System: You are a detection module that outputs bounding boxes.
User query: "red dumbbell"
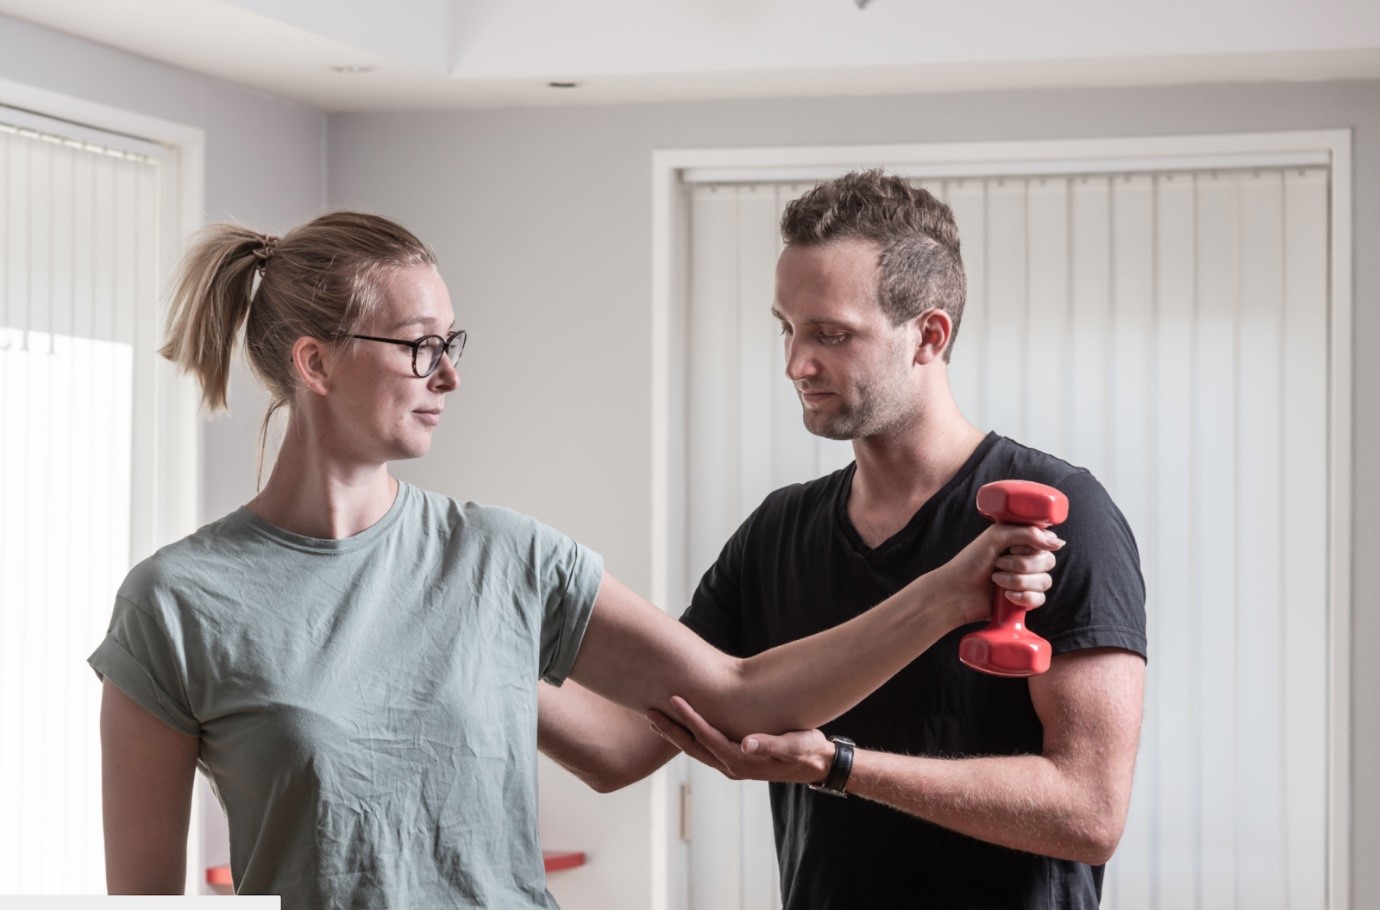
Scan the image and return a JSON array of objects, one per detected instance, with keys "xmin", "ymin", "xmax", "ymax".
[{"xmin": 958, "ymin": 480, "xmax": 1069, "ymax": 677}]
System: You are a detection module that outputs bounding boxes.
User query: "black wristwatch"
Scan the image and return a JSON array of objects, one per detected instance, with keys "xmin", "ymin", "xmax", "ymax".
[{"xmin": 808, "ymin": 736, "xmax": 855, "ymax": 797}]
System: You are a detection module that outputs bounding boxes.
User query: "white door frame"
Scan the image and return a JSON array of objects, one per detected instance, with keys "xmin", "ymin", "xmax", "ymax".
[{"xmin": 649, "ymin": 129, "xmax": 1354, "ymax": 910}]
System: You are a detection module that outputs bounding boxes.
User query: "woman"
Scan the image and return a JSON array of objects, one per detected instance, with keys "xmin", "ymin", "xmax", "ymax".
[{"xmin": 91, "ymin": 212, "xmax": 1058, "ymax": 906}]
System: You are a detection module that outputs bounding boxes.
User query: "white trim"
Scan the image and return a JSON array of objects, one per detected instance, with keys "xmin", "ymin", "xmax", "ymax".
[
  {"xmin": 684, "ymin": 151, "xmax": 1332, "ymax": 185},
  {"xmin": 0, "ymin": 78, "xmax": 203, "ymax": 150},
  {"xmin": 0, "ymin": 103, "xmax": 167, "ymax": 161},
  {"xmin": 0, "ymin": 76, "xmax": 206, "ymax": 894},
  {"xmin": 660, "ymin": 131, "xmax": 1349, "ymax": 175},
  {"xmin": 649, "ymin": 152, "xmax": 691, "ymax": 910},
  {"xmin": 1326, "ymin": 129, "xmax": 1352, "ymax": 910},
  {"xmin": 650, "ymin": 128, "xmax": 1353, "ymax": 910}
]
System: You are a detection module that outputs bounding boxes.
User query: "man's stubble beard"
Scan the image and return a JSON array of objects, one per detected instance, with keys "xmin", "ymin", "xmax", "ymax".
[{"xmin": 801, "ymin": 371, "xmax": 918, "ymax": 442}]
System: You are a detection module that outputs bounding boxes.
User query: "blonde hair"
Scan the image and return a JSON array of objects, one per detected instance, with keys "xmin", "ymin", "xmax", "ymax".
[{"xmin": 160, "ymin": 211, "xmax": 437, "ymax": 471}]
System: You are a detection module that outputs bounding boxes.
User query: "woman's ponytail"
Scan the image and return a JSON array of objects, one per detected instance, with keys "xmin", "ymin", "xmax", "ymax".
[{"xmin": 159, "ymin": 225, "xmax": 274, "ymax": 412}]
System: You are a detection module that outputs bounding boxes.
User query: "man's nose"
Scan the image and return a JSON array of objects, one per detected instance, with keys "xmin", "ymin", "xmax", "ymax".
[{"xmin": 784, "ymin": 337, "xmax": 817, "ymax": 381}]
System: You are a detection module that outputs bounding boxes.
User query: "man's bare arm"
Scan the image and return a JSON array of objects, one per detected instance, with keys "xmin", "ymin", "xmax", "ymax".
[{"xmin": 651, "ymin": 648, "xmax": 1144, "ymax": 865}]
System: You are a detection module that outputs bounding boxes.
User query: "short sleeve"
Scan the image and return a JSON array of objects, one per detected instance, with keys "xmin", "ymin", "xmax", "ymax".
[
  {"xmin": 88, "ymin": 595, "xmax": 201, "ymax": 735},
  {"xmin": 1027, "ymin": 470, "xmax": 1148, "ymax": 660},
  {"xmin": 533, "ymin": 522, "xmax": 604, "ymax": 686},
  {"xmin": 679, "ymin": 514, "xmax": 751, "ymax": 658}
]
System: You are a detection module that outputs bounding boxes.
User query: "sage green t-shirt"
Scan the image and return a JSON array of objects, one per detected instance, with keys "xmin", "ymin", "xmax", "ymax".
[{"xmin": 89, "ymin": 482, "xmax": 602, "ymax": 908}]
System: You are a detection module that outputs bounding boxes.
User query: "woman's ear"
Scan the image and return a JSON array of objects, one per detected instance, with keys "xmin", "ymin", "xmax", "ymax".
[
  {"xmin": 292, "ymin": 336, "xmax": 332, "ymax": 396},
  {"xmin": 913, "ymin": 308, "xmax": 953, "ymax": 365}
]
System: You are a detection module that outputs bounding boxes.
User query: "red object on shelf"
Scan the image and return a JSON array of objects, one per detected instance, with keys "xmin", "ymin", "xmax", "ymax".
[
  {"xmin": 206, "ymin": 851, "xmax": 586, "ymax": 887},
  {"xmin": 542, "ymin": 850, "xmax": 587, "ymax": 873}
]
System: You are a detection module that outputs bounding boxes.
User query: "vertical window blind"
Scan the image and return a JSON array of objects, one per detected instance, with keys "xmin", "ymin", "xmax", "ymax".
[
  {"xmin": 684, "ymin": 167, "xmax": 1331, "ymax": 910},
  {"xmin": 0, "ymin": 111, "xmax": 164, "ymax": 894}
]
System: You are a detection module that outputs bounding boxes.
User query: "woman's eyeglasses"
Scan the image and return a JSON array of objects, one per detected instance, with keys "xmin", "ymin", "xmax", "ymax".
[{"xmin": 343, "ymin": 329, "xmax": 467, "ymax": 378}]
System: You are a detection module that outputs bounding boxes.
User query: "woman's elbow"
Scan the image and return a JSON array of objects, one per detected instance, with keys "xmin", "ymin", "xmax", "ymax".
[{"xmin": 587, "ymin": 772, "xmax": 636, "ymax": 794}]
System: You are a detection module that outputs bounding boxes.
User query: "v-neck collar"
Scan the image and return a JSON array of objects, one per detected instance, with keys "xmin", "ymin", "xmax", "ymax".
[{"xmin": 833, "ymin": 431, "xmax": 999, "ymax": 560}]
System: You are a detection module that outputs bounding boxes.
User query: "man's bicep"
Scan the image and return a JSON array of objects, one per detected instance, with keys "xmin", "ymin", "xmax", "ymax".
[{"xmin": 1030, "ymin": 648, "xmax": 1145, "ymax": 818}]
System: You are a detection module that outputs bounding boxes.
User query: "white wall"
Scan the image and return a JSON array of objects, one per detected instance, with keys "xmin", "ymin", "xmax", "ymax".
[
  {"xmin": 0, "ymin": 11, "xmax": 328, "ymax": 889},
  {"xmin": 328, "ymin": 79, "xmax": 1380, "ymax": 909}
]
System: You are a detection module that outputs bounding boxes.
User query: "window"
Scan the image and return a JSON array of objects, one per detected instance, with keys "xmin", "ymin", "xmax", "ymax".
[{"xmin": 0, "ymin": 106, "xmax": 195, "ymax": 894}]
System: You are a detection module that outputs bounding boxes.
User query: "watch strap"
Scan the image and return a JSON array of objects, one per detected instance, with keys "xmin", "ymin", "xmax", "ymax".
[{"xmin": 808, "ymin": 735, "xmax": 855, "ymax": 797}]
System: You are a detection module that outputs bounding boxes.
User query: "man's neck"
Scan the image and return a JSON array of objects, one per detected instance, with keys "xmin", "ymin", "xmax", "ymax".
[{"xmin": 845, "ymin": 404, "xmax": 986, "ymax": 548}]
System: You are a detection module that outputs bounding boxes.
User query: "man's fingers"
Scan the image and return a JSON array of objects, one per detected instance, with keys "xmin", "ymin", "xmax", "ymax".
[
  {"xmin": 647, "ymin": 710, "xmax": 732, "ymax": 772},
  {"xmin": 992, "ymin": 569, "xmax": 1053, "ymax": 592},
  {"xmin": 995, "ymin": 550, "xmax": 1056, "ymax": 574},
  {"xmin": 989, "ymin": 522, "xmax": 1064, "ymax": 553},
  {"xmin": 1000, "ymin": 589, "xmax": 1046, "ymax": 608},
  {"xmin": 667, "ymin": 696, "xmax": 736, "ymax": 751},
  {"xmin": 646, "ymin": 709, "xmax": 692, "ymax": 749},
  {"xmin": 739, "ymin": 732, "xmax": 790, "ymax": 760}
]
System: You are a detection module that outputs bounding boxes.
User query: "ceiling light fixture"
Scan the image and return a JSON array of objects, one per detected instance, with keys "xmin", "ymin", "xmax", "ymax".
[
  {"xmin": 854, "ymin": 0, "xmax": 874, "ymax": 7},
  {"xmin": 548, "ymin": 81, "xmax": 580, "ymax": 89},
  {"xmin": 331, "ymin": 65, "xmax": 376, "ymax": 75}
]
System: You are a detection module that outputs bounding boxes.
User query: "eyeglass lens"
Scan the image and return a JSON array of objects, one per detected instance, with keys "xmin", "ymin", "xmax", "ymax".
[{"xmin": 416, "ymin": 332, "xmax": 466, "ymax": 377}]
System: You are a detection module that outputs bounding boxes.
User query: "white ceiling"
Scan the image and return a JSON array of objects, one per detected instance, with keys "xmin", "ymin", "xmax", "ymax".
[{"xmin": 0, "ymin": 0, "xmax": 1377, "ymax": 111}]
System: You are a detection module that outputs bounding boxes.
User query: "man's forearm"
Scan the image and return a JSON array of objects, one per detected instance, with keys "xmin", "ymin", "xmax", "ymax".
[{"xmin": 846, "ymin": 750, "xmax": 1125, "ymax": 865}]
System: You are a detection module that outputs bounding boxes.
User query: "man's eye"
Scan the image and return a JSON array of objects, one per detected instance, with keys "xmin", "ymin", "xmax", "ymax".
[
  {"xmin": 778, "ymin": 324, "xmax": 793, "ymax": 337},
  {"xmin": 819, "ymin": 332, "xmax": 848, "ymax": 345}
]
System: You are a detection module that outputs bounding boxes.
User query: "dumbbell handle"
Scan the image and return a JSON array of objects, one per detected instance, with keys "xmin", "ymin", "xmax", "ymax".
[{"xmin": 959, "ymin": 480, "xmax": 1069, "ymax": 677}]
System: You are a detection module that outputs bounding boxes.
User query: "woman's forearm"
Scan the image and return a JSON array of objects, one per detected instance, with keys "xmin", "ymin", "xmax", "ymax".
[{"xmin": 726, "ymin": 571, "xmax": 958, "ymax": 731}]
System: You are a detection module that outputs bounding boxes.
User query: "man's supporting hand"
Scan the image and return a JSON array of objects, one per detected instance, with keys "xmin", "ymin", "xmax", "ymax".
[{"xmin": 648, "ymin": 695, "xmax": 832, "ymax": 785}]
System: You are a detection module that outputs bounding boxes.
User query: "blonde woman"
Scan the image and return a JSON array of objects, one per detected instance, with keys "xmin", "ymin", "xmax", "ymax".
[{"xmin": 91, "ymin": 211, "xmax": 1060, "ymax": 907}]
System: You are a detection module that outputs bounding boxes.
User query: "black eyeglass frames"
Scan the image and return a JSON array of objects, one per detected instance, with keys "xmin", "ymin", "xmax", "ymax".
[{"xmin": 343, "ymin": 329, "xmax": 467, "ymax": 378}]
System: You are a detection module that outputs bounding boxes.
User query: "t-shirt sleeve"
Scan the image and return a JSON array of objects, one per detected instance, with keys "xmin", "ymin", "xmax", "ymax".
[
  {"xmin": 1027, "ymin": 469, "xmax": 1148, "ymax": 660},
  {"xmin": 88, "ymin": 594, "xmax": 201, "ymax": 735},
  {"xmin": 531, "ymin": 520, "xmax": 605, "ymax": 686},
  {"xmin": 678, "ymin": 512, "xmax": 752, "ymax": 658}
]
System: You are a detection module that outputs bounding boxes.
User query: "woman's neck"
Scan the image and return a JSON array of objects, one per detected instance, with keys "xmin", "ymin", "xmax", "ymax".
[{"xmin": 244, "ymin": 422, "xmax": 399, "ymax": 540}]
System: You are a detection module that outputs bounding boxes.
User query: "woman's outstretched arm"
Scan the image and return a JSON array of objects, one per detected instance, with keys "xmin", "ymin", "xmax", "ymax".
[{"xmin": 565, "ymin": 522, "xmax": 1058, "ymax": 743}]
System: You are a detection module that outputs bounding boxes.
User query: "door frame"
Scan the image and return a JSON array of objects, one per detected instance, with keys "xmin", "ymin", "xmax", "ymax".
[{"xmin": 649, "ymin": 129, "xmax": 1354, "ymax": 909}]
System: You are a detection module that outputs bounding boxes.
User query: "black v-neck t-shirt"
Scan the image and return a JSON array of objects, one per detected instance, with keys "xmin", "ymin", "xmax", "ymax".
[{"xmin": 681, "ymin": 433, "xmax": 1147, "ymax": 909}]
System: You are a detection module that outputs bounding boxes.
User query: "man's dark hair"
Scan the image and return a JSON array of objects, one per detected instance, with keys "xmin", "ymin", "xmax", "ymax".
[{"xmin": 780, "ymin": 169, "xmax": 967, "ymax": 361}]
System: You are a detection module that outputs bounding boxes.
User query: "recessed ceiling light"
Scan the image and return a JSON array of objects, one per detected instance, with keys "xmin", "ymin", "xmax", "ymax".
[
  {"xmin": 332, "ymin": 65, "xmax": 376, "ymax": 75},
  {"xmin": 547, "ymin": 81, "xmax": 580, "ymax": 89}
]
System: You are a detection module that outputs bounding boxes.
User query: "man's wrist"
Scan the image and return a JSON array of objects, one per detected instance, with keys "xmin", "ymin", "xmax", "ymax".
[{"xmin": 808, "ymin": 736, "xmax": 855, "ymax": 797}]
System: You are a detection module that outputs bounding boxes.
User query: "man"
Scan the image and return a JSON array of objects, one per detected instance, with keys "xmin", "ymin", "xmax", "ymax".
[{"xmin": 539, "ymin": 169, "xmax": 1146, "ymax": 908}]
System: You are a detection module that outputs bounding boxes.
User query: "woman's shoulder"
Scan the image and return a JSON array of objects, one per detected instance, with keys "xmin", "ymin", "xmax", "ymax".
[
  {"xmin": 115, "ymin": 511, "xmax": 258, "ymax": 615},
  {"xmin": 406, "ymin": 484, "xmax": 551, "ymax": 541}
]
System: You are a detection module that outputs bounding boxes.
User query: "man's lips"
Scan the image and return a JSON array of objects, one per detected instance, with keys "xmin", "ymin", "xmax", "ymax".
[
  {"xmin": 798, "ymin": 389, "xmax": 834, "ymax": 404},
  {"xmin": 414, "ymin": 408, "xmax": 443, "ymax": 425}
]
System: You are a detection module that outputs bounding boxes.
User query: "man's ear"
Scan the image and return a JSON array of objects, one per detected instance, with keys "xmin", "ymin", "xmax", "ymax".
[
  {"xmin": 913, "ymin": 308, "xmax": 952, "ymax": 365},
  {"xmin": 291, "ymin": 336, "xmax": 332, "ymax": 396}
]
